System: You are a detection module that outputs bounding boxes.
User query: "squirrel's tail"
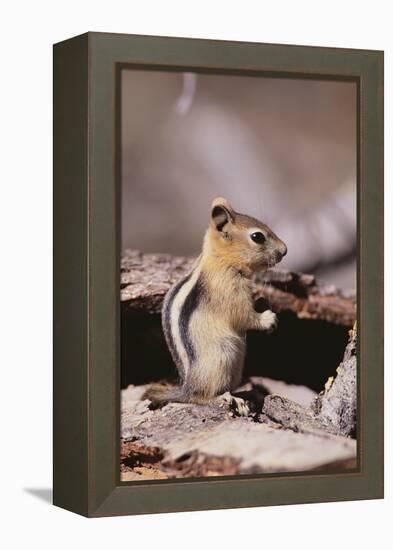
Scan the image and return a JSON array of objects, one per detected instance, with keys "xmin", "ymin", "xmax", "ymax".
[{"xmin": 142, "ymin": 383, "xmax": 188, "ymax": 408}]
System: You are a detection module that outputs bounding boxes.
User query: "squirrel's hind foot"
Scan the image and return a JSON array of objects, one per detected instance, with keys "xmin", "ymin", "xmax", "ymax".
[{"xmin": 217, "ymin": 391, "xmax": 250, "ymax": 417}]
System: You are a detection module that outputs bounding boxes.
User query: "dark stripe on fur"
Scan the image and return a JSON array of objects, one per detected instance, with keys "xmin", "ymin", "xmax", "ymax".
[
  {"xmin": 179, "ymin": 274, "xmax": 204, "ymax": 363},
  {"xmin": 162, "ymin": 271, "xmax": 192, "ymax": 381}
]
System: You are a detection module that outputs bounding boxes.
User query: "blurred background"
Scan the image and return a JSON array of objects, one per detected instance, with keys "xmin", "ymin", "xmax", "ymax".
[{"xmin": 121, "ymin": 69, "xmax": 356, "ymax": 291}]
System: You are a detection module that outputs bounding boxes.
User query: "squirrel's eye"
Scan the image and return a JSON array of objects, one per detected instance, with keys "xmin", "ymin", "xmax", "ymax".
[{"xmin": 250, "ymin": 232, "xmax": 266, "ymax": 245}]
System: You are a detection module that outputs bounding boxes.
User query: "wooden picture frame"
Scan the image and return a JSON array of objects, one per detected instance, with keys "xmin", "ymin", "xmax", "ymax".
[{"xmin": 53, "ymin": 32, "xmax": 383, "ymax": 517}]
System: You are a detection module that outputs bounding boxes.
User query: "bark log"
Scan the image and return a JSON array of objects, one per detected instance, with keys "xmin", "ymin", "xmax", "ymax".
[
  {"xmin": 311, "ymin": 323, "xmax": 357, "ymax": 437},
  {"xmin": 262, "ymin": 325, "xmax": 357, "ymax": 438},
  {"xmin": 121, "ymin": 380, "xmax": 356, "ymax": 480},
  {"xmin": 120, "ymin": 250, "xmax": 357, "ymax": 479},
  {"xmin": 121, "ymin": 328, "xmax": 357, "ymax": 479},
  {"xmin": 121, "ymin": 249, "xmax": 356, "ymax": 326}
]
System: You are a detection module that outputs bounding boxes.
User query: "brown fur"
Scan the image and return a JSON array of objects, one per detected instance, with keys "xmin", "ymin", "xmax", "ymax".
[{"xmin": 144, "ymin": 197, "xmax": 287, "ymax": 413}]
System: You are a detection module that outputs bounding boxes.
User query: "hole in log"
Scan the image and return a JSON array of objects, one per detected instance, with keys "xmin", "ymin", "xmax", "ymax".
[
  {"xmin": 244, "ymin": 311, "xmax": 348, "ymax": 391},
  {"xmin": 121, "ymin": 309, "xmax": 348, "ymax": 392}
]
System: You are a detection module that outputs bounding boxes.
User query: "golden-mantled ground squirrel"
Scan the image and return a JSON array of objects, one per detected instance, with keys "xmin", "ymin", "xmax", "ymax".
[{"xmin": 145, "ymin": 198, "xmax": 287, "ymax": 415}]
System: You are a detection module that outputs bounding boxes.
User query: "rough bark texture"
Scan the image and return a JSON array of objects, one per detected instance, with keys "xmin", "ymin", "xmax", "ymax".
[
  {"xmin": 121, "ymin": 250, "xmax": 356, "ymax": 326},
  {"xmin": 311, "ymin": 324, "xmax": 357, "ymax": 437},
  {"xmin": 120, "ymin": 250, "xmax": 357, "ymax": 480},
  {"xmin": 259, "ymin": 325, "xmax": 357, "ymax": 437},
  {"xmin": 121, "ymin": 377, "xmax": 356, "ymax": 480},
  {"xmin": 121, "ymin": 335, "xmax": 357, "ymax": 480}
]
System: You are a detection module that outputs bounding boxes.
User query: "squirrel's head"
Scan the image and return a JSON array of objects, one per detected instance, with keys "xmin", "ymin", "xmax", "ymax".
[{"xmin": 205, "ymin": 197, "xmax": 287, "ymax": 272}]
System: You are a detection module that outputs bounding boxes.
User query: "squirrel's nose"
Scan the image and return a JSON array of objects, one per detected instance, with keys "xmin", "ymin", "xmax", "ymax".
[{"xmin": 281, "ymin": 243, "xmax": 287, "ymax": 257}]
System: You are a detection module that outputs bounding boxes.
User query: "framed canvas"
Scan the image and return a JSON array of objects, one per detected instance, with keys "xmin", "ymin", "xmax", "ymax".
[{"xmin": 53, "ymin": 32, "xmax": 383, "ymax": 517}]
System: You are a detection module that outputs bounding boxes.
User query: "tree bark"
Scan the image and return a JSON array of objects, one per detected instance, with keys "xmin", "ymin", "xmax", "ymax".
[
  {"xmin": 121, "ymin": 249, "xmax": 356, "ymax": 326},
  {"xmin": 120, "ymin": 251, "xmax": 357, "ymax": 479}
]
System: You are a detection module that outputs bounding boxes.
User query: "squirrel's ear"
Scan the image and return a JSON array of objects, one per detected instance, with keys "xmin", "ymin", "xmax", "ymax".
[{"xmin": 211, "ymin": 197, "xmax": 234, "ymax": 231}]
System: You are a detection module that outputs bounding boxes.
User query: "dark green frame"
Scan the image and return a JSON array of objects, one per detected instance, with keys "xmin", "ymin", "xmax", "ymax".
[{"xmin": 53, "ymin": 32, "xmax": 383, "ymax": 517}]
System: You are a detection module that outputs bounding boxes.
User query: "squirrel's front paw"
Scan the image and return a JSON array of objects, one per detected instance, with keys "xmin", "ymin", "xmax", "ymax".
[{"xmin": 260, "ymin": 310, "xmax": 278, "ymax": 333}]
